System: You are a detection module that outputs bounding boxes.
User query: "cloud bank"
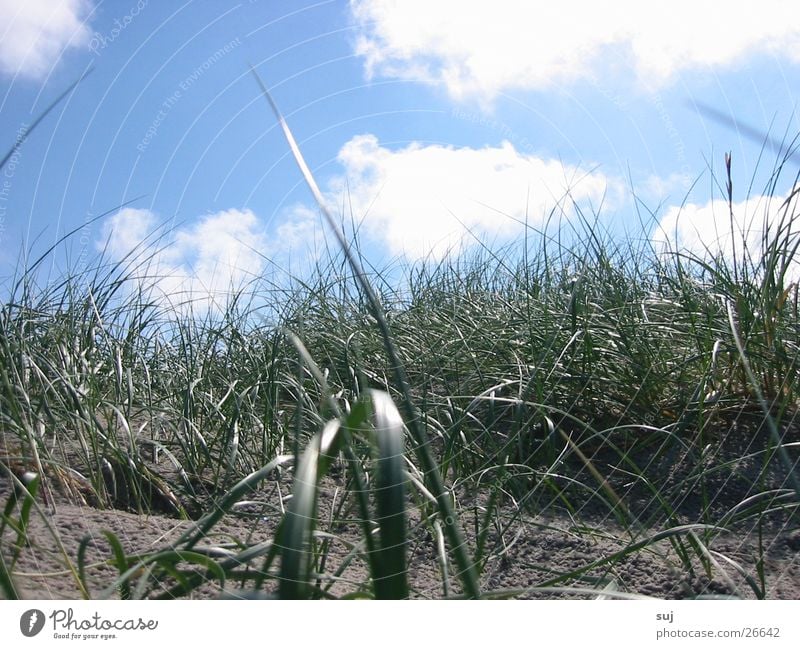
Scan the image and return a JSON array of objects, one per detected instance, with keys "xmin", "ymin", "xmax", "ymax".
[
  {"xmin": 350, "ymin": 0, "xmax": 800, "ymax": 101},
  {"xmin": 0, "ymin": 0, "xmax": 92, "ymax": 79},
  {"xmin": 312, "ymin": 134, "xmax": 615, "ymax": 260},
  {"xmin": 99, "ymin": 207, "xmax": 271, "ymax": 313},
  {"xmin": 653, "ymin": 186, "xmax": 800, "ymax": 281}
]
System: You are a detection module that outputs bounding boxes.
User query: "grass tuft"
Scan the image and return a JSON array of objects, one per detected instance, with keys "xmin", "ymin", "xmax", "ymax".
[{"xmin": 0, "ymin": 77, "xmax": 798, "ymax": 600}]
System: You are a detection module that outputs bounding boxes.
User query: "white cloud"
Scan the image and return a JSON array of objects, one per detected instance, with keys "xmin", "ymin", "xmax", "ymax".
[
  {"xmin": 275, "ymin": 204, "xmax": 327, "ymax": 265},
  {"xmin": 0, "ymin": 0, "xmax": 91, "ymax": 79},
  {"xmin": 99, "ymin": 207, "xmax": 271, "ymax": 313},
  {"xmin": 321, "ymin": 134, "xmax": 614, "ymax": 261},
  {"xmin": 639, "ymin": 172, "xmax": 696, "ymax": 205},
  {"xmin": 652, "ymin": 187, "xmax": 800, "ymax": 281},
  {"xmin": 350, "ymin": 0, "xmax": 800, "ymax": 100},
  {"xmin": 101, "ymin": 206, "xmax": 158, "ymax": 260}
]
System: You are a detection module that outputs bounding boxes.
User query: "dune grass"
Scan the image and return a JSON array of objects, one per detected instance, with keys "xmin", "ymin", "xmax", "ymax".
[{"xmin": 1, "ymin": 85, "xmax": 799, "ymax": 599}]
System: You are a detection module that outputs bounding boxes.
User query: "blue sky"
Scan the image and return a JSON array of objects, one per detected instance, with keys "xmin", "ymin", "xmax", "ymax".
[{"xmin": 1, "ymin": 0, "xmax": 799, "ymax": 311}]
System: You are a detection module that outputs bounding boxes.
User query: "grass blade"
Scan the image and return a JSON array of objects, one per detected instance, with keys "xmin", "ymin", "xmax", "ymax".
[
  {"xmin": 178, "ymin": 455, "xmax": 293, "ymax": 550},
  {"xmin": 0, "ymin": 550, "xmax": 19, "ymax": 599},
  {"xmin": 250, "ymin": 65, "xmax": 480, "ymax": 598},
  {"xmin": 368, "ymin": 390, "xmax": 409, "ymax": 599},
  {"xmin": 0, "ymin": 70, "xmax": 91, "ymax": 171},
  {"xmin": 277, "ymin": 427, "xmax": 328, "ymax": 599},
  {"xmin": 102, "ymin": 531, "xmax": 132, "ymax": 600}
]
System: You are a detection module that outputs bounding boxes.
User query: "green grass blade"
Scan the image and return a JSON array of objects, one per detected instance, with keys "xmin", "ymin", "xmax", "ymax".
[
  {"xmin": 178, "ymin": 455, "xmax": 293, "ymax": 550},
  {"xmin": 0, "ymin": 544, "xmax": 20, "ymax": 599},
  {"xmin": 0, "ymin": 70, "xmax": 91, "ymax": 171},
  {"xmin": 368, "ymin": 390, "xmax": 409, "ymax": 599},
  {"xmin": 250, "ymin": 66, "xmax": 480, "ymax": 598},
  {"xmin": 76, "ymin": 536, "xmax": 93, "ymax": 599},
  {"xmin": 11, "ymin": 474, "xmax": 39, "ymax": 564},
  {"xmin": 102, "ymin": 531, "xmax": 132, "ymax": 600},
  {"xmin": 277, "ymin": 431, "xmax": 325, "ymax": 599}
]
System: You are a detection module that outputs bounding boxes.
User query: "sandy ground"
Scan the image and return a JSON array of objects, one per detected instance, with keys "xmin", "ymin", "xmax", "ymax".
[
  {"xmin": 2, "ymin": 478, "xmax": 798, "ymax": 599},
  {"xmin": 2, "ymin": 417, "xmax": 799, "ymax": 599}
]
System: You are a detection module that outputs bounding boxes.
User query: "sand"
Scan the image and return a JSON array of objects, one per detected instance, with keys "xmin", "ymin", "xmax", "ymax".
[
  {"xmin": 2, "ymin": 415, "xmax": 799, "ymax": 599},
  {"xmin": 2, "ymin": 477, "xmax": 798, "ymax": 599}
]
